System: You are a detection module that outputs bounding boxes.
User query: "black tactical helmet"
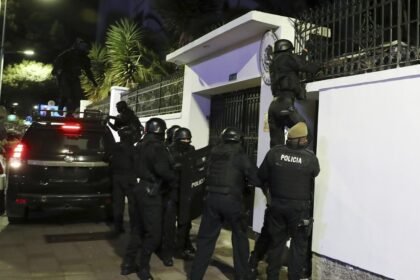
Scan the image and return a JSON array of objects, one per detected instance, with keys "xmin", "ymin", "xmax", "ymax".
[
  {"xmin": 166, "ymin": 125, "xmax": 181, "ymax": 141},
  {"xmin": 220, "ymin": 127, "xmax": 243, "ymax": 143},
  {"xmin": 174, "ymin": 127, "xmax": 192, "ymax": 142},
  {"xmin": 117, "ymin": 125, "xmax": 135, "ymax": 140},
  {"xmin": 274, "ymin": 39, "xmax": 293, "ymax": 53},
  {"xmin": 116, "ymin": 101, "xmax": 128, "ymax": 113},
  {"xmin": 145, "ymin": 117, "xmax": 167, "ymax": 134}
]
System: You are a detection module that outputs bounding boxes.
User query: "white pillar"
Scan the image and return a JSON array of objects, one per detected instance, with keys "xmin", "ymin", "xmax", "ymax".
[
  {"xmin": 79, "ymin": 100, "xmax": 92, "ymax": 112},
  {"xmin": 109, "ymin": 86, "xmax": 128, "ymax": 116}
]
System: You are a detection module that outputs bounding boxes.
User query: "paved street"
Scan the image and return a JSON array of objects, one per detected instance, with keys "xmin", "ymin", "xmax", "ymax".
[{"xmin": 0, "ymin": 208, "xmax": 273, "ymax": 280}]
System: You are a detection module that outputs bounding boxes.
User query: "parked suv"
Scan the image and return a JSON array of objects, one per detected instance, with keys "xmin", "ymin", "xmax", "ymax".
[{"xmin": 6, "ymin": 113, "xmax": 114, "ymax": 223}]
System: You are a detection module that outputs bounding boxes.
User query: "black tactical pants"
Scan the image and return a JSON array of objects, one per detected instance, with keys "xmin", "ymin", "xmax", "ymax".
[
  {"xmin": 249, "ymin": 208, "xmax": 290, "ymax": 280},
  {"xmin": 158, "ymin": 192, "xmax": 177, "ymax": 260},
  {"xmin": 57, "ymin": 76, "xmax": 83, "ymax": 114},
  {"xmin": 112, "ymin": 174, "xmax": 136, "ymax": 231},
  {"xmin": 268, "ymin": 97, "xmax": 305, "ymax": 147},
  {"xmin": 123, "ymin": 199, "xmax": 142, "ymax": 266},
  {"xmin": 266, "ymin": 199, "xmax": 312, "ymax": 280},
  {"xmin": 133, "ymin": 183, "xmax": 162, "ymax": 271},
  {"xmin": 190, "ymin": 193, "xmax": 249, "ymax": 280},
  {"xmin": 249, "ymin": 208, "xmax": 271, "ymax": 266},
  {"xmin": 176, "ymin": 219, "xmax": 193, "ymax": 252}
]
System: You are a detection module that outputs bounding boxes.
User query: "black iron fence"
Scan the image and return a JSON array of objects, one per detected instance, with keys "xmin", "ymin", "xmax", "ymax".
[
  {"xmin": 294, "ymin": 0, "xmax": 420, "ymax": 80},
  {"xmin": 122, "ymin": 72, "xmax": 183, "ymax": 118},
  {"xmin": 87, "ymin": 72, "xmax": 183, "ymax": 117},
  {"xmin": 87, "ymin": 96, "xmax": 110, "ymax": 114}
]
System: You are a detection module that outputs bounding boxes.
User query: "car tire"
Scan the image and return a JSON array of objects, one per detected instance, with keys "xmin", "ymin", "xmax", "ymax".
[
  {"xmin": 8, "ymin": 215, "xmax": 26, "ymax": 224},
  {"xmin": 105, "ymin": 206, "xmax": 114, "ymax": 222},
  {"xmin": 7, "ymin": 206, "xmax": 28, "ymax": 224}
]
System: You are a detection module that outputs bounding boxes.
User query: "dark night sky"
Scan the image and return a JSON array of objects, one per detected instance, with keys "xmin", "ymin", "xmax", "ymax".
[
  {"xmin": 1, "ymin": 0, "xmax": 328, "ymax": 113},
  {"xmin": 5, "ymin": 0, "xmax": 99, "ymax": 64},
  {"xmin": 96, "ymin": 0, "xmax": 326, "ymax": 55},
  {"xmin": 6, "ymin": 0, "xmax": 328, "ymax": 64}
]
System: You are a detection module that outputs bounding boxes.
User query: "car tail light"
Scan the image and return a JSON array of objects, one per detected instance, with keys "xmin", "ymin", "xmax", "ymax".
[
  {"xmin": 15, "ymin": 198, "xmax": 27, "ymax": 205},
  {"xmin": 61, "ymin": 123, "xmax": 81, "ymax": 132},
  {"xmin": 10, "ymin": 143, "xmax": 26, "ymax": 169}
]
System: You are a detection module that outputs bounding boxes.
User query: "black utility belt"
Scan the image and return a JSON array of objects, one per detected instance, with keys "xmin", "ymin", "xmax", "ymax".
[
  {"xmin": 271, "ymin": 197, "xmax": 312, "ymax": 204},
  {"xmin": 206, "ymin": 186, "xmax": 241, "ymax": 197},
  {"xmin": 206, "ymin": 185, "xmax": 230, "ymax": 194}
]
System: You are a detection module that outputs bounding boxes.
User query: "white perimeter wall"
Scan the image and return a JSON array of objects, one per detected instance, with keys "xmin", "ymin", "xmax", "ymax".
[
  {"xmin": 307, "ymin": 64, "xmax": 420, "ymax": 280},
  {"xmin": 181, "ymin": 37, "xmax": 264, "ymax": 149}
]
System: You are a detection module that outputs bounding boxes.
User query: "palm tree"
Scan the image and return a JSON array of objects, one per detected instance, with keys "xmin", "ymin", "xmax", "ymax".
[
  {"xmin": 105, "ymin": 19, "xmax": 168, "ymax": 88},
  {"xmin": 82, "ymin": 19, "xmax": 173, "ymax": 102},
  {"xmin": 80, "ymin": 43, "xmax": 111, "ymax": 102}
]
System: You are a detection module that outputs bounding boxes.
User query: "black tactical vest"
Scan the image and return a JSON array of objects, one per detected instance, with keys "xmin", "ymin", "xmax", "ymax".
[
  {"xmin": 269, "ymin": 146, "xmax": 318, "ymax": 200},
  {"xmin": 206, "ymin": 144, "xmax": 245, "ymax": 197}
]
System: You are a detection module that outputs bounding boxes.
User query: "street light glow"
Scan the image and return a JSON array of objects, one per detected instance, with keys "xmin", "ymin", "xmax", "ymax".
[
  {"xmin": 23, "ymin": 50, "xmax": 35, "ymax": 56},
  {"xmin": 12, "ymin": 102, "xmax": 18, "ymax": 106}
]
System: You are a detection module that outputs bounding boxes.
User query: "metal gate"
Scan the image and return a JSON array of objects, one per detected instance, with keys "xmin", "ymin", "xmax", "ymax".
[
  {"xmin": 209, "ymin": 87, "xmax": 260, "ymax": 163},
  {"xmin": 209, "ymin": 87, "xmax": 260, "ymax": 226}
]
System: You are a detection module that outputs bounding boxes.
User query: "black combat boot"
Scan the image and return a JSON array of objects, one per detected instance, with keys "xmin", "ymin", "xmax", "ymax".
[
  {"xmin": 185, "ymin": 238, "xmax": 196, "ymax": 254},
  {"xmin": 247, "ymin": 251, "xmax": 258, "ymax": 280},
  {"xmin": 137, "ymin": 251, "xmax": 153, "ymax": 280},
  {"xmin": 120, "ymin": 261, "xmax": 138, "ymax": 275},
  {"xmin": 137, "ymin": 269, "xmax": 153, "ymax": 280}
]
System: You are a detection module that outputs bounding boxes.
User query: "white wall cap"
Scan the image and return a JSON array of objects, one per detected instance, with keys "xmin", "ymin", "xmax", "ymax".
[
  {"xmin": 307, "ymin": 64, "xmax": 420, "ymax": 92},
  {"xmin": 166, "ymin": 11, "xmax": 292, "ymax": 65},
  {"xmin": 110, "ymin": 86, "xmax": 129, "ymax": 91}
]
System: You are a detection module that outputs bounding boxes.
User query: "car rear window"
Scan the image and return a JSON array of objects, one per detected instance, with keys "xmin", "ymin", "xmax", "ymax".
[{"xmin": 23, "ymin": 126, "xmax": 107, "ymax": 155}]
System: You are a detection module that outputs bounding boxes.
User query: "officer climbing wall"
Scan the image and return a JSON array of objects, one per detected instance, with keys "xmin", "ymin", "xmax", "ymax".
[
  {"xmin": 132, "ymin": 118, "xmax": 178, "ymax": 280},
  {"xmin": 268, "ymin": 39, "xmax": 320, "ymax": 146},
  {"xmin": 107, "ymin": 101, "xmax": 144, "ymax": 140},
  {"xmin": 52, "ymin": 38, "xmax": 97, "ymax": 115},
  {"xmin": 190, "ymin": 127, "xmax": 263, "ymax": 280},
  {"xmin": 257, "ymin": 122, "xmax": 320, "ymax": 280}
]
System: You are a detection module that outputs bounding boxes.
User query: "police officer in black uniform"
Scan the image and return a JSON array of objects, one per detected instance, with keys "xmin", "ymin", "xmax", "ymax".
[
  {"xmin": 190, "ymin": 127, "xmax": 262, "ymax": 280},
  {"xmin": 133, "ymin": 117, "xmax": 178, "ymax": 280},
  {"xmin": 107, "ymin": 101, "xmax": 144, "ymax": 140},
  {"xmin": 156, "ymin": 127, "xmax": 195, "ymax": 265},
  {"xmin": 109, "ymin": 126, "xmax": 137, "ymax": 234},
  {"xmin": 155, "ymin": 125, "xmax": 184, "ymax": 267},
  {"xmin": 268, "ymin": 39, "xmax": 320, "ymax": 147},
  {"xmin": 52, "ymin": 38, "xmax": 97, "ymax": 115},
  {"xmin": 258, "ymin": 122, "xmax": 320, "ymax": 280},
  {"xmin": 169, "ymin": 128, "xmax": 196, "ymax": 259}
]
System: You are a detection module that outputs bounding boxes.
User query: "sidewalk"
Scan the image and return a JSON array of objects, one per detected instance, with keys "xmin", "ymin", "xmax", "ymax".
[{"xmin": 0, "ymin": 209, "xmax": 267, "ymax": 280}]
